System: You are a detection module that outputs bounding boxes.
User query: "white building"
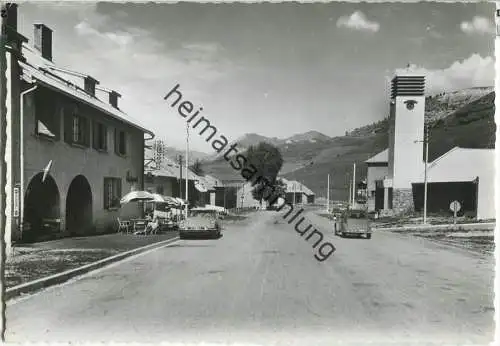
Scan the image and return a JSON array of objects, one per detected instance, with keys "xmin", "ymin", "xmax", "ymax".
[{"xmin": 365, "ymin": 71, "xmax": 495, "ymax": 220}]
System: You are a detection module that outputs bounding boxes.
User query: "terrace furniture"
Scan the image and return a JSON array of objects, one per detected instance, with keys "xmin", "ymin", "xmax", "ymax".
[
  {"xmin": 131, "ymin": 218, "xmax": 148, "ymax": 234},
  {"xmin": 117, "ymin": 218, "xmax": 132, "ymax": 234}
]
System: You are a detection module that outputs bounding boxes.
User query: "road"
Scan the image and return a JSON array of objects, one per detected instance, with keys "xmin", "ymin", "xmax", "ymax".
[{"xmin": 6, "ymin": 209, "xmax": 495, "ymax": 345}]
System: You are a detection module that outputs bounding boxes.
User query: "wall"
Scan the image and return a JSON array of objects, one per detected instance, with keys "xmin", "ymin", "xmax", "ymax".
[
  {"xmin": 390, "ymin": 95, "xmax": 425, "ymax": 189},
  {"xmin": 366, "ymin": 164, "xmax": 388, "ymax": 212},
  {"xmin": 236, "ymin": 182, "xmax": 260, "ymax": 208},
  {"xmin": 20, "ymin": 85, "xmax": 145, "ymax": 240},
  {"xmin": 144, "ymin": 176, "xmax": 176, "ymax": 196}
]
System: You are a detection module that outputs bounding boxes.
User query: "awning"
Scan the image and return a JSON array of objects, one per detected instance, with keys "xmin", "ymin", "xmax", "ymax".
[{"xmin": 195, "ymin": 181, "xmax": 208, "ymax": 193}]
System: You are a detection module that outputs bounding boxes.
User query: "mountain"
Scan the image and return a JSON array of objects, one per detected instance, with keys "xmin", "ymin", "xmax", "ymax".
[
  {"xmin": 202, "ymin": 87, "xmax": 495, "ymax": 200},
  {"xmin": 203, "ymin": 131, "xmax": 332, "ymax": 162},
  {"xmin": 285, "ymin": 131, "xmax": 332, "ymax": 143},
  {"xmin": 164, "ymin": 146, "xmax": 210, "ymax": 165}
]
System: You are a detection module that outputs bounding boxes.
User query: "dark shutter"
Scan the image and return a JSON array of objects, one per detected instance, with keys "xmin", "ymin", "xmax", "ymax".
[
  {"xmin": 114, "ymin": 128, "xmax": 118, "ymax": 154},
  {"xmin": 83, "ymin": 117, "xmax": 90, "ymax": 147},
  {"xmin": 102, "ymin": 125, "xmax": 107, "ymax": 150},
  {"xmin": 92, "ymin": 120, "xmax": 98, "ymax": 149},
  {"xmin": 119, "ymin": 131, "xmax": 126, "ymax": 155},
  {"xmin": 64, "ymin": 108, "xmax": 73, "ymax": 144},
  {"xmin": 116, "ymin": 179, "xmax": 122, "ymax": 207},
  {"xmin": 103, "ymin": 178, "xmax": 109, "ymax": 209}
]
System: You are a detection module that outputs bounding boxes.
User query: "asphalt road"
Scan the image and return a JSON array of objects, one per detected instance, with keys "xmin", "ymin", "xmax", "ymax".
[{"xmin": 6, "ymin": 209, "xmax": 495, "ymax": 345}]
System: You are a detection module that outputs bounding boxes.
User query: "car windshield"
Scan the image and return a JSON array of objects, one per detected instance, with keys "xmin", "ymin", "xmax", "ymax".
[
  {"xmin": 189, "ymin": 210, "xmax": 217, "ymax": 218},
  {"xmin": 347, "ymin": 210, "xmax": 366, "ymax": 218},
  {"xmin": 155, "ymin": 203, "xmax": 171, "ymax": 212}
]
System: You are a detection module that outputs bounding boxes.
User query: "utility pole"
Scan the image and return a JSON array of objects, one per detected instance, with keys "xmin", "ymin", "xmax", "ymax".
[
  {"xmin": 414, "ymin": 123, "xmax": 430, "ymax": 224},
  {"xmin": 326, "ymin": 174, "xmax": 330, "ymax": 212},
  {"xmin": 177, "ymin": 154, "xmax": 183, "ymax": 199},
  {"xmin": 423, "ymin": 123, "xmax": 429, "ymax": 224},
  {"xmin": 1, "ymin": 4, "xmax": 9, "ymax": 338},
  {"xmin": 348, "ymin": 181, "xmax": 352, "ymax": 207},
  {"xmin": 185, "ymin": 123, "xmax": 189, "ymax": 220},
  {"xmin": 352, "ymin": 163, "xmax": 356, "ymax": 207}
]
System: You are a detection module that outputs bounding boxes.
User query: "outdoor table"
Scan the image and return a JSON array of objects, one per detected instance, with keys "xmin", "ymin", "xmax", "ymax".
[{"xmin": 131, "ymin": 219, "xmax": 148, "ymax": 234}]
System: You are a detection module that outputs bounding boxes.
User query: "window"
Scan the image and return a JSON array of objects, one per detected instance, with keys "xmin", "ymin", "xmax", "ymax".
[
  {"xmin": 64, "ymin": 106, "xmax": 89, "ymax": 146},
  {"xmin": 35, "ymin": 91, "xmax": 60, "ymax": 140},
  {"xmin": 156, "ymin": 186, "xmax": 164, "ymax": 195},
  {"xmin": 92, "ymin": 121, "xmax": 107, "ymax": 151},
  {"xmin": 104, "ymin": 177, "xmax": 122, "ymax": 209},
  {"xmin": 114, "ymin": 129, "xmax": 127, "ymax": 156}
]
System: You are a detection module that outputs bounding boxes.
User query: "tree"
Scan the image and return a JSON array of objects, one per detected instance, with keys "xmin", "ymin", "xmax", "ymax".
[
  {"xmin": 242, "ymin": 142, "xmax": 283, "ymax": 185},
  {"xmin": 252, "ymin": 178, "xmax": 286, "ymax": 206},
  {"xmin": 189, "ymin": 159, "xmax": 204, "ymax": 176},
  {"xmin": 242, "ymin": 142, "xmax": 284, "ymax": 205}
]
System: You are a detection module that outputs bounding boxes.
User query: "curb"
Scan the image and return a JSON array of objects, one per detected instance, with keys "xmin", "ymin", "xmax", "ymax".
[
  {"xmin": 373, "ymin": 222, "xmax": 496, "ymax": 232},
  {"xmin": 5, "ymin": 236, "xmax": 180, "ymax": 301}
]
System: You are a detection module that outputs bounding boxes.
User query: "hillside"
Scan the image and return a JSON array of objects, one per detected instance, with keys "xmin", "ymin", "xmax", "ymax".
[
  {"xmin": 201, "ymin": 87, "xmax": 495, "ymax": 200},
  {"xmin": 164, "ymin": 146, "xmax": 210, "ymax": 165}
]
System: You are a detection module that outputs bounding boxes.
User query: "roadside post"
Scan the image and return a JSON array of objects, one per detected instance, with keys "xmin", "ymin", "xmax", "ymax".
[{"xmin": 449, "ymin": 200, "xmax": 461, "ymax": 225}]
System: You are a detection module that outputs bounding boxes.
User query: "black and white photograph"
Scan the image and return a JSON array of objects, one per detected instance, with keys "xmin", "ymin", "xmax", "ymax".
[{"xmin": 0, "ymin": 1, "xmax": 496, "ymax": 344}]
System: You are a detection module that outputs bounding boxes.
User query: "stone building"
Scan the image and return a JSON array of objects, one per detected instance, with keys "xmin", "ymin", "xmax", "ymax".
[{"xmin": 4, "ymin": 8, "xmax": 153, "ymax": 248}]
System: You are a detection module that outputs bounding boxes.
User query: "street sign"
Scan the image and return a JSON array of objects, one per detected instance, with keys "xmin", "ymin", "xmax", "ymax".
[
  {"xmin": 13, "ymin": 186, "xmax": 19, "ymax": 217},
  {"xmin": 449, "ymin": 200, "xmax": 461, "ymax": 213},
  {"xmin": 450, "ymin": 200, "xmax": 461, "ymax": 225}
]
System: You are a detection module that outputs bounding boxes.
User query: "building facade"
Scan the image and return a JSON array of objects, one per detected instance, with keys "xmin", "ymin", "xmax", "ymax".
[
  {"xmin": 5, "ymin": 11, "xmax": 153, "ymax": 246},
  {"xmin": 365, "ymin": 70, "xmax": 495, "ymax": 220}
]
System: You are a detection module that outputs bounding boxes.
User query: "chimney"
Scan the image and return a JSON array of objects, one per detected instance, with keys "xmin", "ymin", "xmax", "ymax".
[
  {"xmin": 34, "ymin": 23, "xmax": 52, "ymax": 61},
  {"xmin": 5, "ymin": 3, "xmax": 18, "ymax": 31},
  {"xmin": 109, "ymin": 90, "xmax": 121, "ymax": 108},
  {"xmin": 84, "ymin": 76, "xmax": 99, "ymax": 96}
]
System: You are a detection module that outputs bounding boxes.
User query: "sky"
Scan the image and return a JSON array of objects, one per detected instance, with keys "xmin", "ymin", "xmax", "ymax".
[{"xmin": 17, "ymin": 1, "xmax": 495, "ymax": 152}]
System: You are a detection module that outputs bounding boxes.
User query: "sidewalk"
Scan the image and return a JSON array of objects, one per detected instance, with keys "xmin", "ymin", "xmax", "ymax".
[{"xmin": 5, "ymin": 232, "xmax": 178, "ymax": 289}]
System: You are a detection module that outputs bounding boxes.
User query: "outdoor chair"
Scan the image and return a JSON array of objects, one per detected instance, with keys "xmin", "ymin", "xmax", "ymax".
[{"xmin": 117, "ymin": 218, "xmax": 132, "ymax": 234}]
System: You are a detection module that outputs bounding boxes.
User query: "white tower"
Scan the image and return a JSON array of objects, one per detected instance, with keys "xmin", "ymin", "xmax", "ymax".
[{"xmin": 387, "ymin": 72, "xmax": 425, "ymax": 213}]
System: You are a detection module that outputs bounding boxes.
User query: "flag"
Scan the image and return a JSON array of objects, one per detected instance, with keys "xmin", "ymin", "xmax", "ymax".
[{"xmin": 42, "ymin": 160, "xmax": 52, "ymax": 183}]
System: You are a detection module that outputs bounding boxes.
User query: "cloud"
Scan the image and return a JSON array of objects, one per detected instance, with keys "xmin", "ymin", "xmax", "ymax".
[
  {"xmin": 336, "ymin": 11, "xmax": 380, "ymax": 33},
  {"xmin": 460, "ymin": 16, "xmax": 495, "ymax": 35},
  {"xmin": 392, "ymin": 54, "xmax": 494, "ymax": 94}
]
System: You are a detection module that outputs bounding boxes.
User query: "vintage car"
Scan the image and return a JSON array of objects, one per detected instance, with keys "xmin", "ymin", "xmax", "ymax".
[
  {"xmin": 179, "ymin": 207, "xmax": 222, "ymax": 239},
  {"xmin": 334, "ymin": 209, "xmax": 372, "ymax": 239}
]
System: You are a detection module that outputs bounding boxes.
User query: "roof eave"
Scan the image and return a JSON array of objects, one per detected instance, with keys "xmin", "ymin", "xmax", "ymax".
[{"xmin": 23, "ymin": 66, "xmax": 154, "ymax": 139}]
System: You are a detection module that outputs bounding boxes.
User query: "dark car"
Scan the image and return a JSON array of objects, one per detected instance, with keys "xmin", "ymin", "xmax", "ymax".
[{"xmin": 334, "ymin": 209, "xmax": 372, "ymax": 239}]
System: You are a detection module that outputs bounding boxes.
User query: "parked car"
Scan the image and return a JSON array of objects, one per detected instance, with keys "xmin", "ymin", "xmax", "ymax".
[
  {"xmin": 179, "ymin": 208, "xmax": 222, "ymax": 239},
  {"xmin": 334, "ymin": 209, "xmax": 372, "ymax": 239}
]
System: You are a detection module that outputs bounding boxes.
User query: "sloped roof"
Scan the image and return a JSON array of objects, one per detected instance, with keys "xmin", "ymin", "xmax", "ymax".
[
  {"xmin": 19, "ymin": 43, "xmax": 153, "ymax": 136},
  {"xmin": 145, "ymin": 157, "xmax": 224, "ymax": 192},
  {"xmin": 415, "ymin": 147, "xmax": 495, "ymax": 183},
  {"xmin": 146, "ymin": 156, "xmax": 200, "ymax": 180},
  {"xmin": 365, "ymin": 149, "xmax": 388, "ymax": 164},
  {"xmin": 280, "ymin": 178, "xmax": 315, "ymax": 196}
]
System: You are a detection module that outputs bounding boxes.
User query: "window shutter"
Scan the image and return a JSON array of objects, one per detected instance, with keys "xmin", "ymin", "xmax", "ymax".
[
  {"xmin": 117, "ymin": 179, "xmax": 122, "ymax": 199},
  {"xmin": 103, "ymin": 178, "xmax": 109, "ymax": 209},
  {"xmin": 114, "ymin": 128, "xmax": 118, "ymax": 154},
  {"xmin": 84, "ymin": 117, "xmax": 90, "ymax": 147},
  {"xmin": 92, "ymin": 121, "xmax": 98, "ymax": 149},
  {"xmin": 64, "ymin": 109, "xmax": 73, "ymax": 144},
  {"xmin": 102, "ymin": 125, "xmax": 108, "ymax": 150}
]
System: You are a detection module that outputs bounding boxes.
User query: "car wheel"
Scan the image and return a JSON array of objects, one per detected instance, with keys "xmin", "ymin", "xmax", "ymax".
[{"xmin": 366, "ymin": 233, "xmax": 371, "ymax": 239}]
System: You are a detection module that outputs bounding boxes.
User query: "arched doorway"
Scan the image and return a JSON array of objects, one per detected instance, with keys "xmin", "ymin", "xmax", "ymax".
[
  {"xmin": 66, "ymin": 175, "xmax": 93, "ymax": 236},
  {"xmin": 24, "ymin": 173, "xmax": 60, "ymax": 242}
]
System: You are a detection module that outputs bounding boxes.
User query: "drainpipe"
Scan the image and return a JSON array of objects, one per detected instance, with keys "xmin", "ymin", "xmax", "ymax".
[{"xmin": 20, "ymin": 84, "xmax": 37, "ymax": 240}]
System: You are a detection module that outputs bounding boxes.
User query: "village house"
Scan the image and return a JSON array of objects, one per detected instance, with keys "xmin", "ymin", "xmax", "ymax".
[
  {"xmin": 144, "ymin": 156, "xmax": 223, "ymax": 207},
  {"xmin": 4, "ymin": 8, "xmax": 154, "ymax": 248},
  {"xmin": 282, "ymin": 179, "xmax": 316, "ymax": 205}
]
